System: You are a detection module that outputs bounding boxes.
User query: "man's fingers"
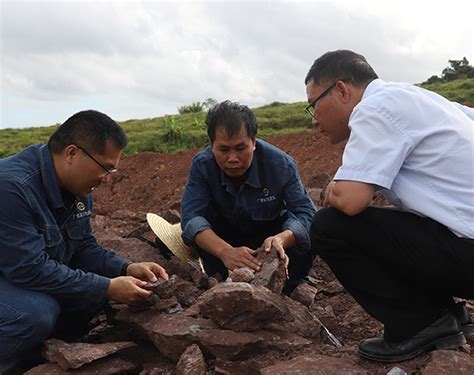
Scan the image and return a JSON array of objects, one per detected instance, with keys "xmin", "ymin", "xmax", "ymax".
[
  {"xmin": 136, "ymin": 286, "xmax": 153, "ymax": 299},
  {"xmin": 263, "ymin": 238, "xmax": 272, "ymax": 252}
]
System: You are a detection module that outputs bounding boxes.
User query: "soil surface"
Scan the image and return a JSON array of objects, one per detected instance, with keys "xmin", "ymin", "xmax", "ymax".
[{"xmin": 91, "ymin": 129, "xmax": 473, "ymax": 374}]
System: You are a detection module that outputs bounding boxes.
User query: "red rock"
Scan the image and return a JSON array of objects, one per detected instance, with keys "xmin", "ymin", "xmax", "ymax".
[
  {"xmin": 423, "ymin": 350, "xmax": 474, "ymax": 374},
  {"xmin": 165, "ymin": 257, "xmax": 209, "ymax": 288},
  {"xmin": 25, "ymin": 357, "xmax": 136, "ymax": 374},
  {"xmin": 197, "ymin": 283, "xmax": 321, "ymax": 339},
  {"xmin": 290, "ymin": 283, "xmax": 318, "ymax": 307},
  {"xmin": 197, "ymin": 282, "xmax": 291, "ymax": 331},
  {"xmin": 42, "ymin": 338, "xmax": 136, "ymax": 370},
  {"xmin": 310, "ymin": 303, "xmax": 342, "ymax": 341},
  {"xmin": 251, "ymin": 248, "xmax": 287, "ymax": 294},
  {"xmin": 115, "ymin": 309, "xmax": 311, "ymax": 362},
  {"xmin": 144, "ymin": 274, "xmax": 202, "ymax": 307},
  {"xmin": 153, "ymin": 296, "xmax": 183, "ymax": 313},
  {"xmin": 175, "ymin": 344, "xmax": 207, "ymax": 375},
  {"xmin": 230, "ymin": 267, "xmax": 255, "ymax": 283},
  {"xmin": 260, "ymin": 354, "xmax": 367, "ymax": 374}
]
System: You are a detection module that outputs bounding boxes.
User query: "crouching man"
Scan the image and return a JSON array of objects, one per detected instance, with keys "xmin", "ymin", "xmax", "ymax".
[
  {"xmin": 305, "ymin": 50, "xmax": 474, "ymax": 362},
  {"xmin": 0, "ymin": 110, "xmax": 168, "ymax": 372},
  {"xmin": 181, "ymin": 100, "xmax": 316, "ymax": 293}
]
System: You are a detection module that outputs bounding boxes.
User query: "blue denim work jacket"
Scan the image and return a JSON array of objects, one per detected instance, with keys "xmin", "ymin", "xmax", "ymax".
[
  {"xmin": 0, "ymin": 145, "xmax": 127, "ymax": 304},
  {"xmin": 181, "ymin": 139, "xmax": 317, "ymax": 250}
]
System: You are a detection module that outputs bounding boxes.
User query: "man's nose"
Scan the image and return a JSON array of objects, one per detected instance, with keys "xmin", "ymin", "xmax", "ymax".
[
  {"xmin": 227, "ymin": 151, "xmax": 239, "ymax": 162},
  {"xmin": 311, "ymin": 116, "xmax": 319, "ymax": 127}
]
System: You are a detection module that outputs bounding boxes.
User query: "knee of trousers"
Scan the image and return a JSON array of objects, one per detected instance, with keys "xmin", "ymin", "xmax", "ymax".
[
  {"xmin": 0, "ymin": 294, "xmax": 60, "ymax": 360},
  {"xmin": 310, "ymin": 207, "xmax": 346, "ymax": 241}
]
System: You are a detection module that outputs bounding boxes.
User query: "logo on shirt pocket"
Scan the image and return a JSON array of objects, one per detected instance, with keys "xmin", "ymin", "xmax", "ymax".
[{"xmin": 76, "ymin": 201, "xmax": 86, "ymax": 211}]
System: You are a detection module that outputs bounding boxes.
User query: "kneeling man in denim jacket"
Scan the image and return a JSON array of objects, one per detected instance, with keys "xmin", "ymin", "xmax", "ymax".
[
  {"xmin": 0, "ymin": 110, "xmax": 168, "ymax": 372},
  {"xmin": 181, "ymin": 101, "xmax": 316, "ymax": 293}
]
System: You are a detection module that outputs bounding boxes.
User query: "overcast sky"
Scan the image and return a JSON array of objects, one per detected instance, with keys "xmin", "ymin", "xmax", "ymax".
[{"xmin": 1, "ymin": 0, "xmax": 472, "ymax": 129}]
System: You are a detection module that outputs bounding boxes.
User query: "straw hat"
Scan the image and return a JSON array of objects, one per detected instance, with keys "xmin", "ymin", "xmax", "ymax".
[{"xmin": 146, "ymin": 213, "xmax": 199, "ymax": 262}]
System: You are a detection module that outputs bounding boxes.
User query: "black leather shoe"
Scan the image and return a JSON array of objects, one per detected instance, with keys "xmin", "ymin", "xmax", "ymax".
[
  {"xmin": 452, "ymin": 302, "xmax": 474, "ymax": 340},
  {"xmin": 358, "ymin": 311, "xmax": 466, "ymax": 362}
]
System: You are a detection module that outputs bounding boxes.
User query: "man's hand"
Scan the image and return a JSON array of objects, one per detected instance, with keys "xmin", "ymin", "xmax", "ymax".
[
  {"xmin": 323, "ymin": 181, "xmax": 336, "ymax": 207},
  {"xmin": 263, "ymin": 234, "xmax": 290, "ymax": 277},
  {"xmin": 220, "ymin": 246, "xmax": 261, "ymax": 272},
  {"xmin": 125, "ymin": 262, "xmax": 169, "ymax": 282},
  {"xmin": 106, "ymin": 276, "xmax": 153, "ymax": 304}
]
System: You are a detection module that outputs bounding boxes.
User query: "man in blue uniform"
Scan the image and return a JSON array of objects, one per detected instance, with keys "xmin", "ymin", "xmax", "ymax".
[
  {"xmin": 181, "ymin": 101, "xmax": 316, "ymax": 292},
  {"xmin": 0, "ymin": 110, "xmax": 168, "ymax": 372}
]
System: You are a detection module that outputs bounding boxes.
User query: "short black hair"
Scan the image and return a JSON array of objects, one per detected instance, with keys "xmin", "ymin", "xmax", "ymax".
[
  {"xmin": 206, "ymin": 100, "xmax": 257, "ymax": 143},
  {"xmin": 305, "ymin": 50, "xmax": 378, "ymax": 87},
  {"xmin": 48, "ymin": 110, "xmax": 127, "ymax": 154}
]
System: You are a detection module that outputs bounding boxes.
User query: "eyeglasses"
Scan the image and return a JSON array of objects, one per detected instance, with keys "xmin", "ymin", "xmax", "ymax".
[
  {"xmin": 76, "ymin": 145, "xmax": 117, "ymax": 176},
  {"xmin": 305, "ymin": 80, "xmax": 346, "ymax": 118}
]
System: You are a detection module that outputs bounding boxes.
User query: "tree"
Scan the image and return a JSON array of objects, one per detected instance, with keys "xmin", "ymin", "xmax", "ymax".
[
  {"xmin": 422, "ymin": 57, "xmax": 474, "ymax": 84},
  {"xmin": 441, "ymin": 57, "xmax": 473, "ymax": 82}
]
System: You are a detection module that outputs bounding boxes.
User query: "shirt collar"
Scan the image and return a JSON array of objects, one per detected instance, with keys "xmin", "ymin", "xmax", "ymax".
[
  {"xmin": 39, "ymin": 144, "xmax": 66, "ymax": 210},
  {"xmin": 362, "ymin": 78, "xmax": 385, "ymax": 101}
]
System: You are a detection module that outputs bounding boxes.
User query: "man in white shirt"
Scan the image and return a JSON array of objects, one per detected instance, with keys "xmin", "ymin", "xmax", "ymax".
[{"xmin": 305, "ymin": 49, "xmax": 474, "ymax": 362}]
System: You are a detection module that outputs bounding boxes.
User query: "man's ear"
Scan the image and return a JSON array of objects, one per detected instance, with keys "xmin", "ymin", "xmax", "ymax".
[
  {"xmin": 336, "ymin": 81, "xmax": 352, "ymax": 104},
  {"xmin": 63, "ymin": 144, "xmax": 79, "ymax": 165}
]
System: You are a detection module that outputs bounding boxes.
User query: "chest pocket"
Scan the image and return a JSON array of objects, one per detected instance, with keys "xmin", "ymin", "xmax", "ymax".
[
  {"xmin": 42, "ymin": 225, "xmax": 65, "ymax": 261},
  {"xmin": 65, "ymin": 220, "xmax": 92, "ymax": 240},
  {"xmin": 248, "ymin": 201, "xmax": 284, "ymax": 221}
]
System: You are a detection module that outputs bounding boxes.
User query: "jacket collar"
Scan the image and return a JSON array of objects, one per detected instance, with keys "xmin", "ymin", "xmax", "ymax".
[{"xmin": 39, "ymin": 145, "xmax": 66, "ymax": 210}]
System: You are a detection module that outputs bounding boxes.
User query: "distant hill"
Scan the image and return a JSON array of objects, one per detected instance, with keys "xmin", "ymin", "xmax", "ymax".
[
  {"xmin": 1, "ymin": 80, "xmax": 473, "ymax": 158},
  {"xmin": 419, "ymin": 78, "xmax": 474, "ymax": 106}
]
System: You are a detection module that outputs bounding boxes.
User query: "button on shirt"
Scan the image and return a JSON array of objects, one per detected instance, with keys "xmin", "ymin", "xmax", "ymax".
[
  {"xmin": 334, "ymin": 79, "xmax": 474, "ymax": 238},
  {"xmin": 181, "ymin": 139, "xmax": 317, "ymax": 249},
  {"xmin": 0, "ymin": 145, "xmax": 128, "ymax": 303}
]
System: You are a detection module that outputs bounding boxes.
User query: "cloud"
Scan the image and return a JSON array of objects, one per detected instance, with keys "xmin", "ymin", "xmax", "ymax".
[{"xmin": 1, "ymin": 0, "xmax": 472, "ymax": 128}]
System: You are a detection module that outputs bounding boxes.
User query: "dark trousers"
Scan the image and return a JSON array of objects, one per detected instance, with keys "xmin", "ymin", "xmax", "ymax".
[
  {"xmin": 0, "ymin": 277, "xmax": 106, "ymax": 372},
  {"xmin": 310, "ymin": 207, "xmax": 474, "ymax": 342}
]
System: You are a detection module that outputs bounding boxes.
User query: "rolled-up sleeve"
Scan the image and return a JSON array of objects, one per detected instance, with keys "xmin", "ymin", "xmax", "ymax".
[
  {"xmin": 0, "ymin": 179, "xmax": 110, "ymax": 303},
  {"xmin": 181, "ymin": 158, "xmax": 213, "ymax": 245},
  {"xmin": 281, "ymin": 160, "xmax": 317, "ymax": 250}
]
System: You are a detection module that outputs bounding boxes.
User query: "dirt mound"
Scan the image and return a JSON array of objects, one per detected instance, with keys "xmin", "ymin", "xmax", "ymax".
[{"xmin": 93, "ymin": 130, "xmax": 344, "ymax": 215}]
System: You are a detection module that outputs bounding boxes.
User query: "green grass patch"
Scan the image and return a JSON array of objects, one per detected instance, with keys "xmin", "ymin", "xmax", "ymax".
[{"xmin": 420, "ymin": 78, "xmax": 474, "ymax": 103}]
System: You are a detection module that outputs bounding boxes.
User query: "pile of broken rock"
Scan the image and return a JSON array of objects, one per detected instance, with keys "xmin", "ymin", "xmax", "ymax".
[{"xmin": 23, "ymin": 209, "xmax": 474, "ymax": 374}]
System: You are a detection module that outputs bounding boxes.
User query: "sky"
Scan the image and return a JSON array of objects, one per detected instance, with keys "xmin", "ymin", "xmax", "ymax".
[{"xmin": 0, "ymin": 0, "xmax": 473, "ymax": 129}]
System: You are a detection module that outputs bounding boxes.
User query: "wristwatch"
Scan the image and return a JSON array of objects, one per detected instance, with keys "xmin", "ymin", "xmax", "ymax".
[{"xmin": 120, "ymin": 261, "xmax": 133, "ymax": 276}]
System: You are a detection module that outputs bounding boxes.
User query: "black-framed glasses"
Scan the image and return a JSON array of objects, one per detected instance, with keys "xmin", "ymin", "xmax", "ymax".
[
  {"xmin": 305, "ymin": 80, "xmax": 344, "ymax": 118},
  {"xmin": 76, "ymin": 145, "xmax": 117, "ymax": 175}
]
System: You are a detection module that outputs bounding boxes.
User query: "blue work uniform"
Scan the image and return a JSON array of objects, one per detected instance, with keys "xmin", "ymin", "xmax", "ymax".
[
  {"xmin": 0, "ymin": 144, "xmax": 128, "ymax": 371},
  {"xmin": 181, "ymin": 138, "xmax": 317, "ymax": 282}
]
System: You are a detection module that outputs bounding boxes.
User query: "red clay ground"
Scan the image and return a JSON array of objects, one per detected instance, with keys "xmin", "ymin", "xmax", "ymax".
[{"xmin": 93, "ymin": 129, "xmax": 473, "ymax": 374}]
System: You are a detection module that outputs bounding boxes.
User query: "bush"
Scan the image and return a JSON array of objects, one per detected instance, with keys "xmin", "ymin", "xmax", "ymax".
[
  {"xmin": 162, "ymin": 115, "xmax": 182, "ymax": 142},
  {"xmin": 177, "ymin": 102, "xmax": 204, "ymax": 114}
]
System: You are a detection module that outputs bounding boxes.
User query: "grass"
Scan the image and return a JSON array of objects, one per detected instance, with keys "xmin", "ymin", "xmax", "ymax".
[
  {"xmin": 1, "ymin": 79, "xmax": 472, "ymax": 158},
  {"xmin": 0, "ymin": 102, "xmax": 312, "ymax": 157},
  {"xmin": 420, "ymin": 78, "xmax": 474, "ymax": 103}
]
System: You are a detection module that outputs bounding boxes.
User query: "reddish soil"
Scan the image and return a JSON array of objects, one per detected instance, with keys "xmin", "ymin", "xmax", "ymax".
[
  {"xmin": 93, "ymin": 130, "xmax": 344, "ymax": 216},
  {"xmin": 92, "ymin": 130, "xmax": 473, "ymax": 374}
]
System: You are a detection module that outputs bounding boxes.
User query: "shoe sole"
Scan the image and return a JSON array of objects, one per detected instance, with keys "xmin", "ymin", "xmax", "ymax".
[{"xmin": 358, "ymin": 332, "xmax": 466, "ymax": 363}]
